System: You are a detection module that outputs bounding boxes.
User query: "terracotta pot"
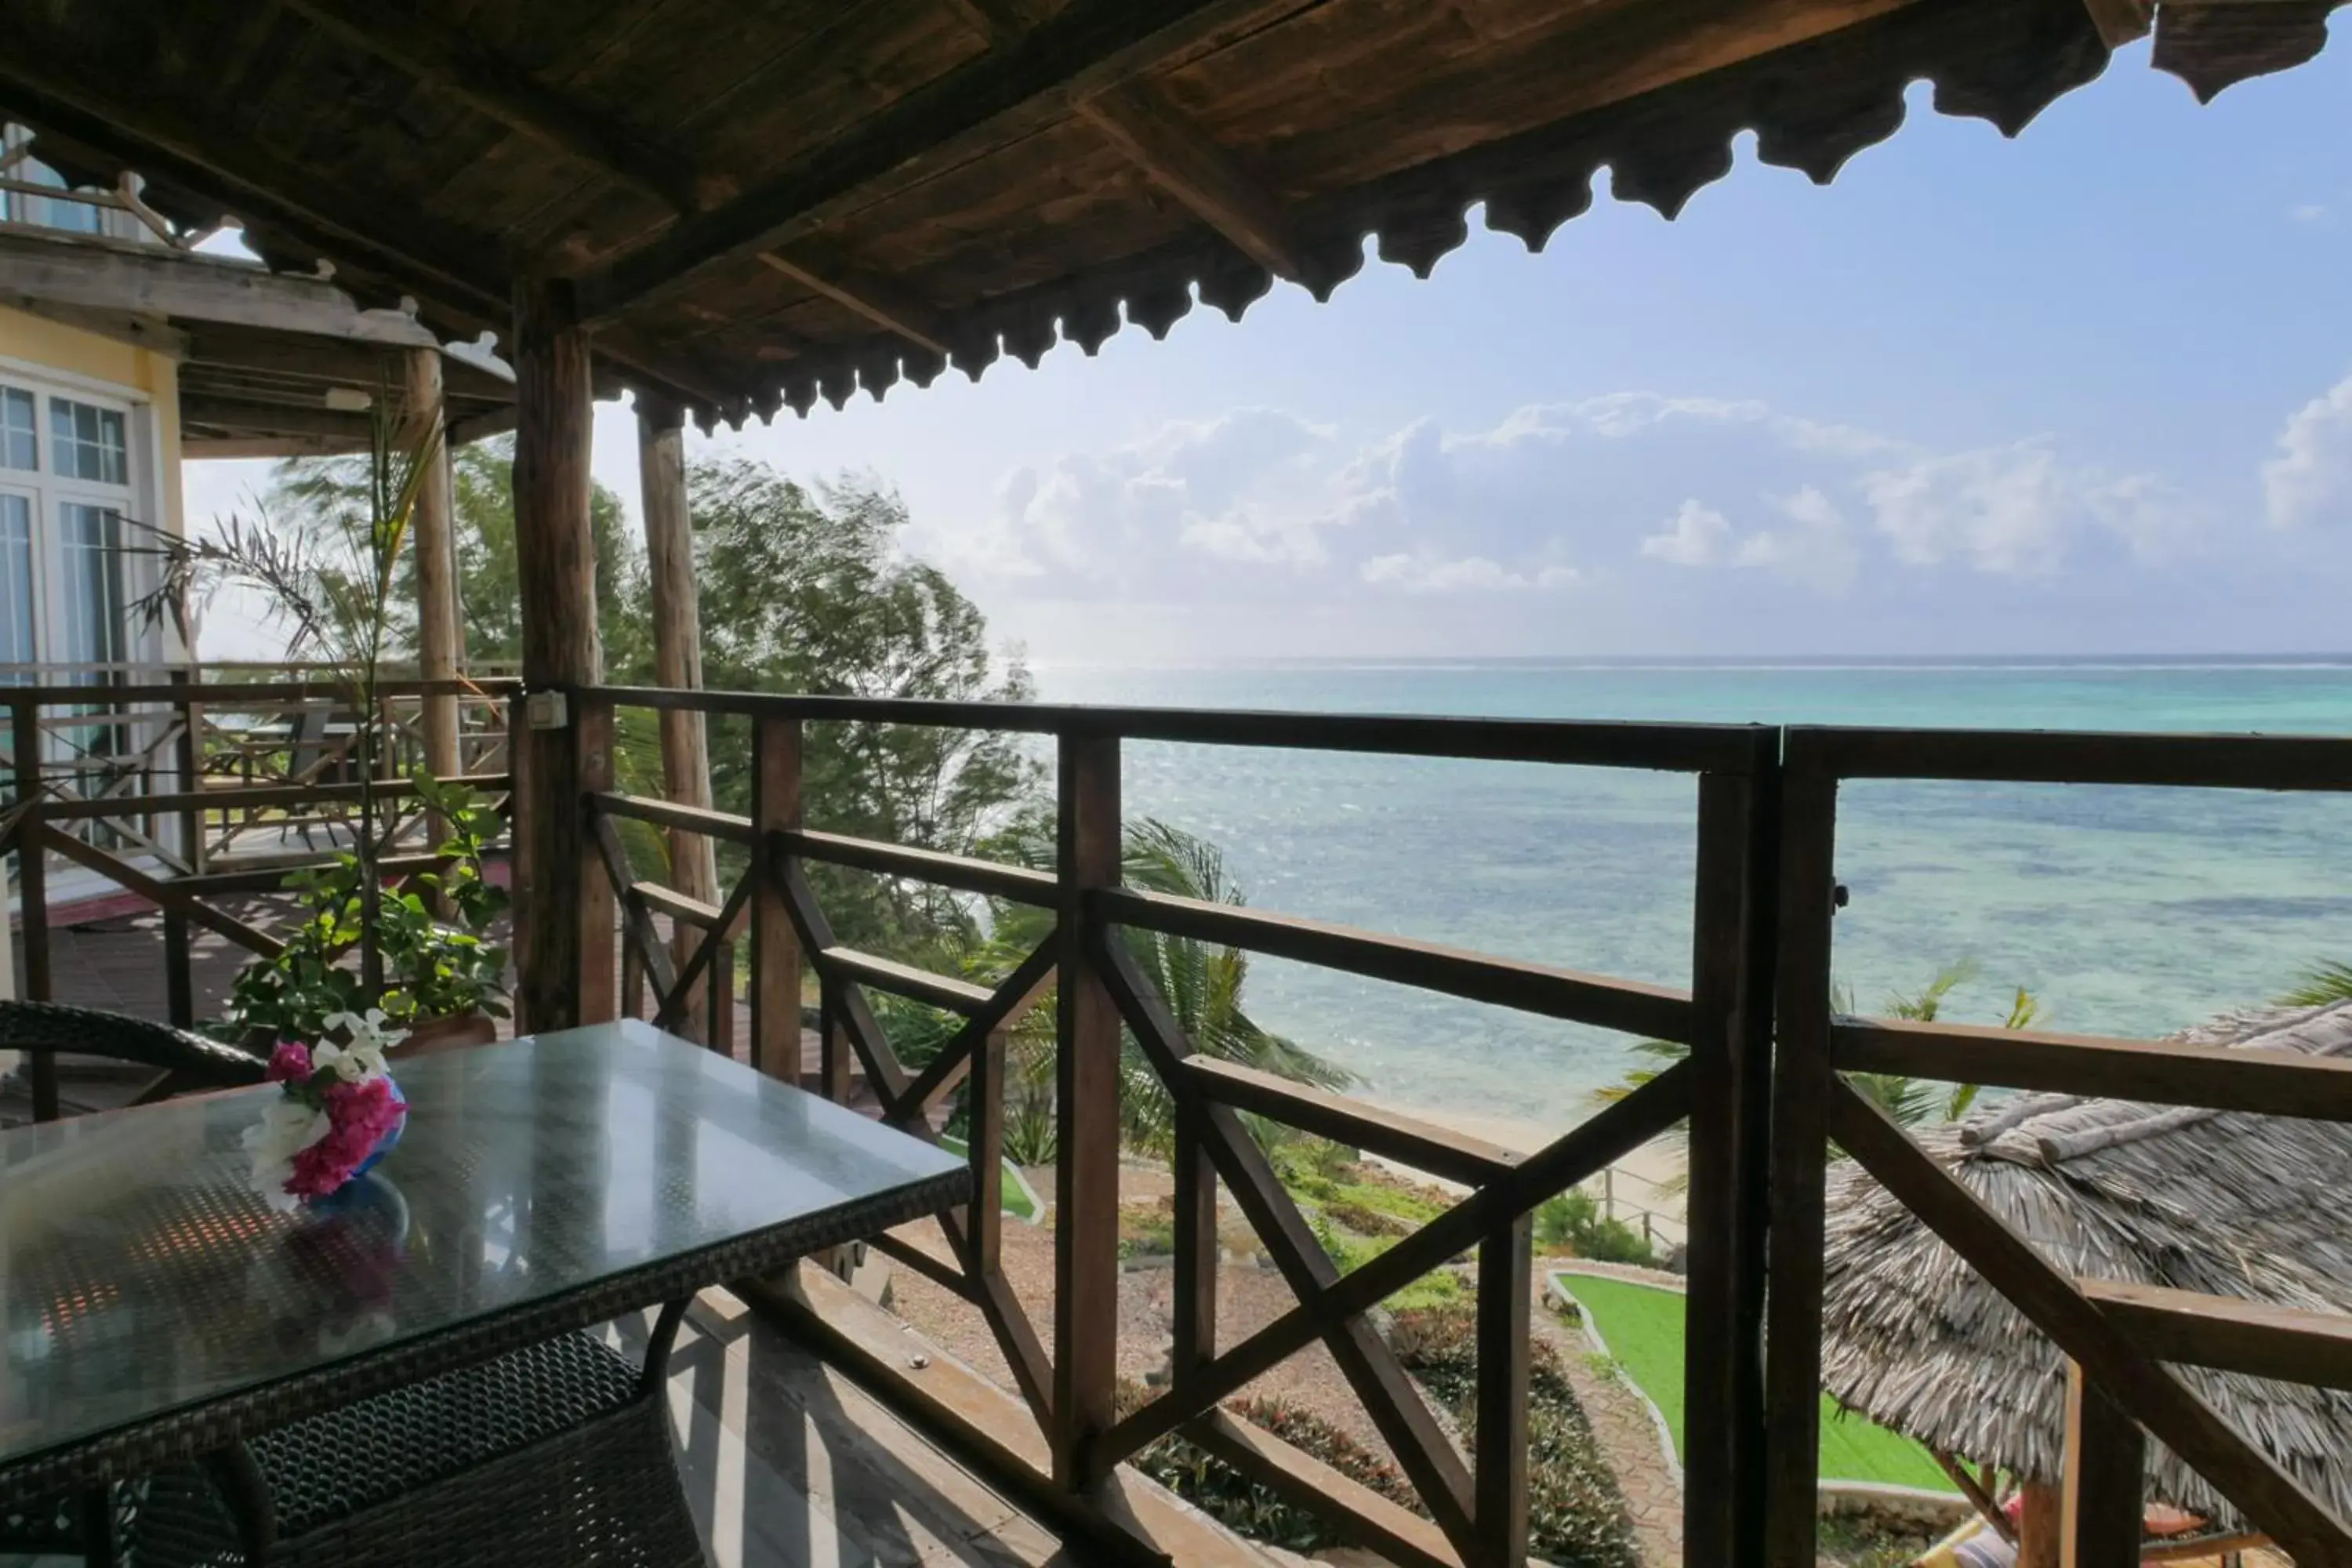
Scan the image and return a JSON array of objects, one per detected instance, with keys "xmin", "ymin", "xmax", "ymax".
[{"xmin": 390, "ymin": 1010, "xmax": 499, "ymax": 1059}]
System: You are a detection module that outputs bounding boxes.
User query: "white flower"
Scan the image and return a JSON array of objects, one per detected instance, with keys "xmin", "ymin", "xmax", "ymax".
[
  {"xmin": 317, "ymin": 1009, "xmax": 408, "ymax": 1082},
  {"xmin": 242, "ymin": 1098, "xmax": 332, "ymax": 1212}
]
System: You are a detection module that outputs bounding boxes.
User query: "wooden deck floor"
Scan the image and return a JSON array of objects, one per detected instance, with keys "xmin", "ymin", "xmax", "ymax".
[{"xmin": 611, "ymin": 1289, "xmax": 1083, "ymax": 1568}]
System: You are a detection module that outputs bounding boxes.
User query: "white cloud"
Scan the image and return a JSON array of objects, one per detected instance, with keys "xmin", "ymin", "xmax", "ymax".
[
  {"xmin": 943, "ymin": 408, "xmax": 1346, "ymax": 584},
  {"xmin": 1737, "ymin": 486, "xmax": 1859, "ymax": 595},
  {"xmin": 2290, "ymin": 203, "xmax": 2328, "ymax": 223},
  {"xmin": 1856, "ymin": 441, "xmax": 2196, "ymax": 575},
  {"xmin": 949, "ymin": 390, "xmax": 2201, "ymax": 628},
  {"xmin": 2263, "ymin": 371, "xmax": 2352, "ymax": 529},
  {"xmin": 1640, "ymin": 499, "xmax": 1732, "ymax": 565},
  {"xmin": 1360, "ymin": 554, "xmax": 1579, "ymax": 593},
  {"xmin": 1643, "ymin": 488, "xmax": 1857, "ymax": 595},
  {"xmin": 1860, "ymin": 442, "xmax": 2071, "ymax": 574}
]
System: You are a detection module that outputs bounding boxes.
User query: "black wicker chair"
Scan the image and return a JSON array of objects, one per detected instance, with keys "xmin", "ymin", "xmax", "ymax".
[
  {"xmin": 0, "ymin": 1004, "xmax": 709, "ymax": 1568},
  {"xmin": 0, "ymin": 1003, "xmax": 266, "ymax": 1565},
  {"xmin": 0, "ymin": 1000, "xmax": 270, "ymax": 1127}
]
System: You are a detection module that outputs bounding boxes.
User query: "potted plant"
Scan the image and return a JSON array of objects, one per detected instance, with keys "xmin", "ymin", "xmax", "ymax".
[
  {"xmin": 209, "ymin": 771, "xmax": 510, "ymax": 1054},
  {"xmin": 142, "ymin": 401, "xmax": 510, "ymax": 1054}
]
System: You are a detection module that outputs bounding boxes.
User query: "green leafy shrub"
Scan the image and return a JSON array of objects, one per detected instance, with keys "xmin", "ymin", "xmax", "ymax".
[
  {"xmin": 1118, "ymin": 1203, "xmax": 1176, "ymax": 1260},
  {"xmin": 210, "ymin": 773, "xmax": 509, "ymax": 1044},
  {"xmin": 1122, "ymin": 1306, "xmax": 1640, "ymax": 1568},
  {"xmin": 1390, "ymin": 1305, "xmax": 1642, "ymax": 1568},
  {"xmin": 1308, "ymin": 1214, "xmax": 1462, "ymax": 1310},
  {"xmin": 1534, "ymin": 1189, "xmax": 1656, "ymax": 1265},
  {"xmin": 1123, "ymin": 1386, "xmax": 1421, "ymax": 1555}
]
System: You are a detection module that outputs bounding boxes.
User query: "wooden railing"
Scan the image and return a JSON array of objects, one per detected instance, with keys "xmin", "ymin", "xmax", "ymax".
[
  {"xmin": 2, "ymin": 677, "xmax": 517, "ymax": 1113},
  {"xmin": 571, "ymin": 684, "xmax": 1780, "ymax": 1567},
  {"xmin": 558, "ymin": 688, "xmax": 2352, "ymax": 1566},
  {"xmin": 12, "ymin": 674, "xmax": 2351, "ymax": 1566},
  {"xmin": 1766, "ymin": 724, "xmax": 2352, "ymax": 1568}
]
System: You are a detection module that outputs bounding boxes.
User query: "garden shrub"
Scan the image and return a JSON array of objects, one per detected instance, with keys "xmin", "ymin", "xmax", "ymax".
[
  {"xmin": 1120, "ymin": 1305, "xmax": 1639, "ymax": 1568},
  {"xmin": 1391, "ymin": 1305, "xmax": 1642, "ymax": 1568},
  {"xmin": 1118, "ymin": 1202, "xmax": 1176, "ymax": 1260},
  {"xmin": 1534, "ymin": 1189, "xmax": 1657, "ymax": 1266}
]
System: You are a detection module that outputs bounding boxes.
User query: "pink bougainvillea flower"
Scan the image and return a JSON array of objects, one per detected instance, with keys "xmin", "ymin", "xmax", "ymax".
[
  {"xmin": 266, "ymin": 1041, "xmax": 314, "ymax": 1084},
  {"xmin": 283, "ymin": 1076, "xmax": 408, "ymax": 1198}
]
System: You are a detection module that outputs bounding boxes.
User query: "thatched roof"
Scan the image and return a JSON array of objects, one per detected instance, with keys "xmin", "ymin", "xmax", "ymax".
[
  {"xmin": 1821, "ymin": 1000, "xmax": 2352, "ymax": 1526},
  {"xmin": 0, "ymin": 0, "xmax": 2342, "ymax": 426}
]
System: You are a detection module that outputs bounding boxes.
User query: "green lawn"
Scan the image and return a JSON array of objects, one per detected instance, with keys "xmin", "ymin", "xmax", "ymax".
[
  {"xmin": 935, "ymin": 1135, "xmax": 1040, "ymax": 1221},
  {"xmin": 1552, "ymin": 1272, "xmax": 1955, "ymax": 1494}
]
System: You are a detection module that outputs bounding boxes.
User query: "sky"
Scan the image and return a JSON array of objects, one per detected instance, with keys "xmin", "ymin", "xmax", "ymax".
[{"xmin": 184, "ymin": 35, "xmax": 2352, "ymax": 666}]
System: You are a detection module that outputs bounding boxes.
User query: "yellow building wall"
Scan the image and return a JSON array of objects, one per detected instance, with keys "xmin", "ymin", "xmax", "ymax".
[{"xmin": 0, "ymin": 302, "xmax": 184, "ymax": 537}]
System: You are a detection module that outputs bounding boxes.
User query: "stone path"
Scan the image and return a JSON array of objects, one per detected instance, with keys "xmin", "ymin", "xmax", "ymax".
[{"xmin": 1532, "ymin": 1258, "xmax": 1686, "ymax": 1568}]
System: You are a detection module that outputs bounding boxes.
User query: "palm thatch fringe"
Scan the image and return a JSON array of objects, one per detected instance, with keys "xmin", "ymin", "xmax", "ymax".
[{"xmin": 1821, "ymin": 1000, "xmax": 2352, "ymax": 1527}]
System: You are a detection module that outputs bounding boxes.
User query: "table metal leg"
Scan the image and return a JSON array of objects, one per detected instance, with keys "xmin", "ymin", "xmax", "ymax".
[
  {"xmin": 202, "ymin": 1443, "xmax": 277, "ymax": 1566},
  {"xmin": 76, "ymin": 1485, "xmax": 116, "ymax": 1568},
  {"xmin": 639, "ymin": 1296, "xmax": 692, "ymax": 1399}
]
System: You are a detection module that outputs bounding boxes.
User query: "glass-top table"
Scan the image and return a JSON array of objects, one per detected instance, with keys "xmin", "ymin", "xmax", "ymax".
[{"xmin": 0, "ymin": 1019, "xmax": 970, "ymax": 1537}]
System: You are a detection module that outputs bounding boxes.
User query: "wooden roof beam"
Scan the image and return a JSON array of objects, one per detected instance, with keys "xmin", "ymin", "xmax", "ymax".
[
  {"xmin": 275, "ymin": 0, "xmax": 716, "ymax": 212},
  {"xmin": 1076, "ymin": 85, "xmax": 1305, "ymax": 281},
  {"xmin": 2078, "ymin": 0, "xmax": 2151, "ymax": 46},
  {"xmin": 579, "ymin": 0, "xmax": 1314, "ymax": 324},
  {"xmin": 757, "ymin": 247, "xmax": 947, "ymax": 356},
  {"xmin": 180, "ymin": 399, "xmax": 380, "ymax": 441},
  {"xmin": 948, "ymin": 0, "xmax": 1307, "ymax": 281}
]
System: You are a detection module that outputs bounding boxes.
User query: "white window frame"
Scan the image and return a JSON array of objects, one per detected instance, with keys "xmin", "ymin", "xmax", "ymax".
[{"xmin": 0, "ymin": 358, "xmax": 168, "ymax": 684}]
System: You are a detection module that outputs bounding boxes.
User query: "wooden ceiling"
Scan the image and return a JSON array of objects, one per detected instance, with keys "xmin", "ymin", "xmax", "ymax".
[{"xmin": 0, "ymin": 0, "xmax": 2337, "ymax": 426}]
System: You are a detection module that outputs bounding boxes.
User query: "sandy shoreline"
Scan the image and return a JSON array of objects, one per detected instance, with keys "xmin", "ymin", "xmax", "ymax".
[{"xmin": 1359, "ymin": 1094, "xmax": 1690, "ymax": 1243}]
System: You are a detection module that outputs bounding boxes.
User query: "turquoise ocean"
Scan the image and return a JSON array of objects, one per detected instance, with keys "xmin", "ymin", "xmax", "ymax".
[{"xmin": 1035, "ymin": 660, "xmax": 2352, "ymax": 1134}]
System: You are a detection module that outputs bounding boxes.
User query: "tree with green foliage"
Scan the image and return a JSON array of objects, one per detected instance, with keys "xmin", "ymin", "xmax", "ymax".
[
  {"xmin": 684, "ymin": 461, "xmax": 1041, "ymax": 954},
  {"xmin": 267, "ymin": 434, "xmax": 651, "ymax": 677}
]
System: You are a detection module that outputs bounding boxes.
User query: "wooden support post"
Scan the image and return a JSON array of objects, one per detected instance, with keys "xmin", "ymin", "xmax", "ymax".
[
  {"xmin": 1686, "ymin": 762, "xmax": 1777, "ymax": 1565},
  {"xmin": 163, "ymin": 911, "xmax": 194, "ymax": 1029},
  {"xmin": 1171, "ymin": 1093, "xmax": 1217, "ymax": 1399},
  {"xmin": 622, "ymin": 927, "xmax": 644, "ymax": 1018},
  {"xmin": 1764, "ymin": 767, "xmax": 1838, "ymax": 1566},
  {"xmin": 2063, "ymin": 1363, "xmax": 2144, "ymax": 1568},
  {"xmin": 10, "ymin": 699, "xmax": 53, "ymax": 1121},
  {"xmin": 175, "ymin": 681, "xmax": 206, "ymax": 877},
  {"xmin": 637, "ymin": 392, "xmax": 720, "ymax": 1037},
  {"xmin": 405, "ymin": 347, "xmax": 462, "ymax": 807},
  {"xmin": 750, "ymin": 716, "xmax": 802, "ymax": 1079},
  {"xmin": 969, "ymin": 1027, "xmax": 1007, "ymax": 1272},
  {"xmin": 709, "ymin": 936, "xmax": 735, "ymax": 1058},
  {"xmin": 820, "ymin": 978, "xmax": 851, "ymax": 1103},
  {"xmin": 1475, "ymin": 1212, "xmax": 1533, "ymax": 1566},
  {"xmin": 1054, "ymin": 729, "xmax": 1120, "ymax": 1490},
  {"xmin": 167, "ymin": 684, "xmax": 202, "ymax": 1029},
  {"xmin": 509, "ymin": 277, "xmax": 603, "ymax": 1035},
  {"xmin": 572, "ymin": 694, "xmax": 617, "ymax": 1026},
  {"xmin": 2018, "ymin": 1481, "xmax": 2064, "ymax": 1568}
]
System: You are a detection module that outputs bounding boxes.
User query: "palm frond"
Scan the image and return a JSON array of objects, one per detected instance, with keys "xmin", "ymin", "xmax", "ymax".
[{"xmin": 2281, "ymin": 962, "xmax": 2352, "ymax": 1008}]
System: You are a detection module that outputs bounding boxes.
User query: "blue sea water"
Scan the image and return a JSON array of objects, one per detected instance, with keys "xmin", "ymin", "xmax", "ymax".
[{"xmin": 1034, "ymin": 659, "xmax": 2352, "ymax": 1132}]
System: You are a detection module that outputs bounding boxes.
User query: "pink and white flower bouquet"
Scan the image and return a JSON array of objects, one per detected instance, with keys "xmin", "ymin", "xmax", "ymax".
[{"xmin": 242, "ymin": 1009, "xmax": 410, "ymax": 1211}]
